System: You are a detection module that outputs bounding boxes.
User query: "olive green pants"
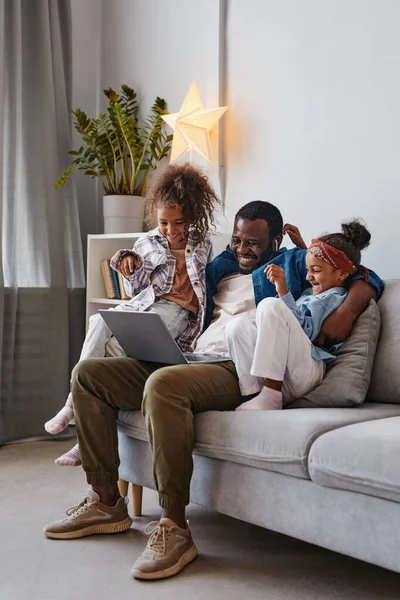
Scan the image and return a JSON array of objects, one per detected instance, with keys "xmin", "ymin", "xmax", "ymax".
[{"xmin": 71, "ymin": 357, "xmax": 242, "ymax": 509}]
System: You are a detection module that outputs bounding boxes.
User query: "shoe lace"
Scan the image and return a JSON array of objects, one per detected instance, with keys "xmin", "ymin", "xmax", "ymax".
[
  {"xmin": 144, "ymin": 521, "xmax": 172, "ymax": 555},
  {"xmin": 65, "ymin": 497, "xmax": 96, "ymax": 520}
]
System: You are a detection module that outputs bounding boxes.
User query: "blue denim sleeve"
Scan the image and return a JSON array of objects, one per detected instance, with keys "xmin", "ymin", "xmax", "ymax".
[
  {"xmin": 279, "ymin": 292, "xmax": 346, "ymax": 342},
  {"xmin": 279, "ymin": 292, "xmax": 321, "ymax": 340},
  {"xmin": 351, "ymin": 269, "xmax": 384, "ymax": 299}
]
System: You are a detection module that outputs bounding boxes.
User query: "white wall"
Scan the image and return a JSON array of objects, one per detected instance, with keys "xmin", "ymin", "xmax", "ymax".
[
  {"xmin": 100, "ymin": 0, "xmax": 221, "ymax": 114},
  {"xmin": 225, "ymin": 0, "xmax": 400, "ymax": 278},
  {"xmin": 70, "ymin": 0, "xmax": 400, "ymax": 278}
]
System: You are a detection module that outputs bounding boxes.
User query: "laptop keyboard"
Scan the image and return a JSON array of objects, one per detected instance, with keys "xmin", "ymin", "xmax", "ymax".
[
  {"xmin": 183, "ymin": 353, "xmax": 224, "ymax": 362},
  {"xmin": 184, "ymin": 353, "xmax": 207, "ymax": 361}
]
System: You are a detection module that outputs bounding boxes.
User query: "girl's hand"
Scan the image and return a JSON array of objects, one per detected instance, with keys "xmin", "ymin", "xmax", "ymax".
[
  {"xmin": 119, "ymin": 254, "xmax": 140, "ymax": 278},
  {"xmin": 265, "ymin": 264, "xmax": 289, "ymax": 297},
  {"xmin": 282, "ymin": 223, "xmax": 307, "ymax": 249}
]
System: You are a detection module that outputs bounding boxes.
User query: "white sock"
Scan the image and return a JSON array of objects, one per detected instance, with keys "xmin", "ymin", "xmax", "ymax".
[
  {"xmin": 55, "ymin": 443, "xmax": 81, "ymax": 467},
  {"xmin": 44, "ymin": 393, "xmax": 74, "ymax": 435},
  {"xmin": 236, "ymin": 387, "xmax": 283, "ymax": 411}
]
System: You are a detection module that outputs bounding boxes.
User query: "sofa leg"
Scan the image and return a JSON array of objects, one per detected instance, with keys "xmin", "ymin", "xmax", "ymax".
[
  {"xmin": 132, "ymin": 483, "xmax": 143, "ymax": 517},
  {"xmin": 118, "ymin": 479, "xmax": 129, "ymax": 497}
]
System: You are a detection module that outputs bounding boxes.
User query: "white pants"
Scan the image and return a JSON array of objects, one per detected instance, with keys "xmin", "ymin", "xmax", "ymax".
[
  {"xmin": 225, "ymin": 297, "xmax": 325, "ymax": 404},
  {"xmin": 79, "ymin": 300, "xmax": 190, "ymax": 362}
]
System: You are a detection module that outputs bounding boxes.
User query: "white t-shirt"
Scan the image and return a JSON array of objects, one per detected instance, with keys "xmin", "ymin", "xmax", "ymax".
[{"xmin": 195, "ymin": 273, "xmax": 256, "ymax": 357}]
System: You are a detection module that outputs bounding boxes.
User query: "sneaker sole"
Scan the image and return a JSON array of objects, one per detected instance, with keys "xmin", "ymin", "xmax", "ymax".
[
  {"xmin": 44, "ymin": 516, "xmax": 133, "ymax": 540},
  {"xmin": 131, "ymin": 544, "xmax": 198, "ymax": 580}
]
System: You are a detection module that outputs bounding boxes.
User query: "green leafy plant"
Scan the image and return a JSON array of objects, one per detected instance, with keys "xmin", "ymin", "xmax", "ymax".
[{"xmin": 56, "ymin": 85, "xmax": 173, "ymax": 195}]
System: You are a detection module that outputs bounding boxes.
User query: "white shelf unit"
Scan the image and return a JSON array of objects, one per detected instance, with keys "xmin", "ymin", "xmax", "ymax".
[{"xmin": 86, "ymin": 233, "xmax": 143, "ymax": 328}]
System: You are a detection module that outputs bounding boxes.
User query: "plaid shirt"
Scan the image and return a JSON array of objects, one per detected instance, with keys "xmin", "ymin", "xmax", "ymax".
[{"xmin": 110, "ymin": 227, "xmax": 213, "ymax": 352}]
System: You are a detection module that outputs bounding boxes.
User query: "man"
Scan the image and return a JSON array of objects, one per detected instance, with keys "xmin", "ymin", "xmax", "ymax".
[{"xmin": 44, "ymin": 201, "xmax": 383, "ymax": 580}]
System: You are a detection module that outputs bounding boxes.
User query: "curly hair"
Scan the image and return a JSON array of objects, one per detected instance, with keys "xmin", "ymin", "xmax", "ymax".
[{"xmin": 145, "ymin": 163, "xmax": 221, "ymax": 244}]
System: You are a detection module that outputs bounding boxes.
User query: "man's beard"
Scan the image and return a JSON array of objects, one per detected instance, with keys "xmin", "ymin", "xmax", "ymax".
[
  {"xmin": 236, "ymin": 244, "xmax": 274, "ymax": 275},
  {"xmin": 237, "ymin": 260, "xmax": 256, "ymax": 275}
]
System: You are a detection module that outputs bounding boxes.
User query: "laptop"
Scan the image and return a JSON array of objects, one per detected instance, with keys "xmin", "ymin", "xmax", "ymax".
[{"xmin": 99, "ymin": 310, "xmax": 227, "ymax": 365}]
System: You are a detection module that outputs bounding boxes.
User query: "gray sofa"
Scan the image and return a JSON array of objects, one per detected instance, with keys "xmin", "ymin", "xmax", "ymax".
[{"xmin": 117, "ymin": 237, "xmax": 400, "ymax": 573}]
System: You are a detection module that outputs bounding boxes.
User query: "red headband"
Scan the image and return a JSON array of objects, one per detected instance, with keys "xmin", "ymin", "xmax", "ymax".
[{"xmin": 307, "ymin": 240, "xmax": 357, "ymax": 274}]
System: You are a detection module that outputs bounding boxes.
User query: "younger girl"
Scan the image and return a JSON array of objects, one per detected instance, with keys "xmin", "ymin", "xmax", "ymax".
[
  {"xmin": 45, "ymin": 163, "xmax": 221, "ymax": 463},
  {"xmin": 226, "ymin": 220, "xmax": 371, "ymax": 410}
]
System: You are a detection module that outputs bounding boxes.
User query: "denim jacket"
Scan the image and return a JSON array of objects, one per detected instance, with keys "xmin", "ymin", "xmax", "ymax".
[
  {"xmin": 281, "ymin": 288, "xmax": 347, "ymax": 362},
  {"xmin": 205, "ymin": 246, "xmax": 384, "ymax": 330}
]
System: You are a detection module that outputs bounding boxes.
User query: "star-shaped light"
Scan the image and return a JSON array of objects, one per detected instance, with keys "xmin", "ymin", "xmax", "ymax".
[{"xmin": 162, "ymin": 81, "xmax": 227, "ymax": 163}]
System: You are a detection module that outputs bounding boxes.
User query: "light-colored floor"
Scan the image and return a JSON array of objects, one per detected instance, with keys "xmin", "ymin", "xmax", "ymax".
[{"xmin": 1, "ymin": 440, "xmax": 400, "ymax": 600}]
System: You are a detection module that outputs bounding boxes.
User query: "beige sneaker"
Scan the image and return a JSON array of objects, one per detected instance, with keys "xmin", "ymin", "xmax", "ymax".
[
  {"xmin": 44, "ymin": 489, "xmax": 133, "ymax": 540},
  {"xmin": 131, "ymin": 518, "xmax": 198, "ymax": 580}
]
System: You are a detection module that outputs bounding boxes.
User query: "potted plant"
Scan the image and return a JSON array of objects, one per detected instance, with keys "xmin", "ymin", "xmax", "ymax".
[{"xmin": 56, "ymin": 85, "xmax": 172, "ymax": 233}]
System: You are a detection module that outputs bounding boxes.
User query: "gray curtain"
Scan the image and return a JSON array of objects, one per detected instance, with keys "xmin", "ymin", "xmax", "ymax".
[{"xmin": 0, "ymin": 0, "xmax": 85, "ymax": 444}]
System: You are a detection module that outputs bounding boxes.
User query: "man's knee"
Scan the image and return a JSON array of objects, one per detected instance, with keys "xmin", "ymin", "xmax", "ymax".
[{"xmin": 142, "ymin": 366, "xmax": 184, "ymax": 417}]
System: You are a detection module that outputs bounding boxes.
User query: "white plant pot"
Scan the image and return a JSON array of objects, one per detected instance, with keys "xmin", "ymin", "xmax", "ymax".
[{"xmin": 103, "ymin": 195, "xmax": 145, "ymax": 233}]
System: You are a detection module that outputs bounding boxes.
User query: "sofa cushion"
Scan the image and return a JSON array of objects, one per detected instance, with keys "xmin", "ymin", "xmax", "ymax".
[
  {"xmin": 309, "ymin": 416, "xmax": 400, "ymax": 503},
  {"xmin": 289, "ymin": 299, "xmax": 381, "ymax": 408},
  {"xmin": 117, "ymin": 403, "xmax": 400, "ymax": 480},
  {"xmin": 368, "ymin": 280, "xmax": 400, "ymax": 403}
]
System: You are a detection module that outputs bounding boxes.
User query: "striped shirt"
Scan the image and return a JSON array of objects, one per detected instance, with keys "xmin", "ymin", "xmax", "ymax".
[{"xmin": 110, "ymin": 227, "xmax": 213, "ymax": 352}]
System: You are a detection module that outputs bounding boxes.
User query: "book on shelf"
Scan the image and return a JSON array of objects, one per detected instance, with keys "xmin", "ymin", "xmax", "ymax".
[
  {"xmin": 100, "ymin": 259, "xmax": 132, "ymax": 301},
  {"xmin": 118, "ymin": 271, "xmax": 131, "ymax": 300},
  {"xmin": 111, "ymin": 267, "xmax": 121, "ymax": 299},
  {"xmin": 100, "ymin": 259, "xmax": 118, "ymax": 299}
]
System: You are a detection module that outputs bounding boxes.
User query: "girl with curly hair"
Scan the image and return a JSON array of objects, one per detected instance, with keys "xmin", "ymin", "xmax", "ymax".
[{"xmin": 45, "ymin": 163, "xmax": 221, "ymax": 465}]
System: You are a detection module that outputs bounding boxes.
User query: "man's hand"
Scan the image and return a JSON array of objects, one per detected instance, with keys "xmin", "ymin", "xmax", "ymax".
[
  {"xmin": 282, "ymin": 224, "xmax": 307, "ymax": 249},
  {"xmin": 119, "ymin": 254, "xmax": 140, "ymax": 278},
  {"xmin": 315, "ymin": 279, "xmax": 377, "ymax": 347},
  {"xmin": 265, "ymin": 264, "xmax": 288, "ymax": 297},
  {"xmin": 314, "ymin": 306, "xmax": 355, "ymax": 347}
]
